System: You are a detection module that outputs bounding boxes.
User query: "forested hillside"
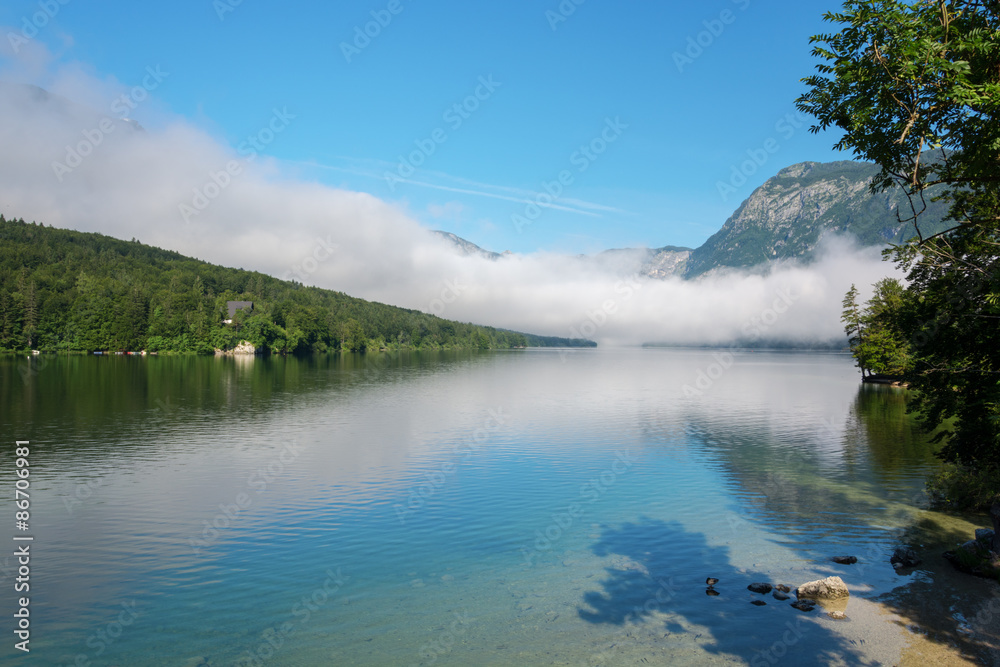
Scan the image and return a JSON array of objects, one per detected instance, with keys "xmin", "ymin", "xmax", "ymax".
[{"xmin": 0, "ymin": 217, "xmax": 590, "ymax": 354}]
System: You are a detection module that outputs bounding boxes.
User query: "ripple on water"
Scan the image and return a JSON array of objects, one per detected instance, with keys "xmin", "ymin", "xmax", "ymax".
[{"xmin": 0, "ymin": 350, "xmax": 959, "ymax": 666}]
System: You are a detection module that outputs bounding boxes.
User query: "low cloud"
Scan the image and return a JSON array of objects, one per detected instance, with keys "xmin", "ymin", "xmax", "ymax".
[{"xmin": 0, "ymin": 55, "xmax": 897, "ymax": 347}]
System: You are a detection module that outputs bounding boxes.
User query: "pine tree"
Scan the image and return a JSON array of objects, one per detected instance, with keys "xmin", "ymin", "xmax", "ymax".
[
  {"xmin": 24, "ymin": 281, "xmax": 38, "ymax": 349},
  {"xmin": 841, "ymin": 284, "xmax": 866, "ymax": 377}
]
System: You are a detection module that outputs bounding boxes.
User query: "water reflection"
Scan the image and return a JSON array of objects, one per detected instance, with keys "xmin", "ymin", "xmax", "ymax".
[
  {"xmin": 846, "ymin": 384, "xmax": 941, "ymax": 476},
  {"xmin": 0, "ymin": 350, "xmax": 969, "ymax": 665}
]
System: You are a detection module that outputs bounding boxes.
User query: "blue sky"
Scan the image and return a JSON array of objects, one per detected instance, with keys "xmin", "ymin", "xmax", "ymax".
[{"xmin": 1, "ymin": 0, "xmax": 850, "ymax": 255}]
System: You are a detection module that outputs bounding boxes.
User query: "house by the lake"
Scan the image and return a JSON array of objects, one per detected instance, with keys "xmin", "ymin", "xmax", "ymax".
[{"xmin": 224, "ymin": 301, "xmax": 254, "ymax": 324}]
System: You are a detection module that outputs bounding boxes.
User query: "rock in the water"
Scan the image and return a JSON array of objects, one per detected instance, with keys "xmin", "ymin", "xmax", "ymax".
[
  {"xmin": 828, "ymin": 611, "xmax": 847, "ymax": 620},
  {"xmin": 706, "ymin": 577, "xmax": 719, "ymax": 586},
  {"xmin": 796, "ymin": 576, "xmax": 850, "ymax": 601},
  {"xmin": 890, "ymin": 546, "xmax": 921, "ymax": 568},
  {"xmin": 832, "ymin": 556, "xmax": 858, "ymax": 565},
  {"xmin": 747, "ymin": 583, "xmax": 773, "ymax": 594},
  {"xmin": 773, "ymin": 584, "xmax": 791, "ymax": 593},
  {"xmin": 772, "ymin": 591, "xmax": 790, "ymax": 601},
  {"xmin": 791, "ymin": 600, "xmax": 816, "ymax": 612},
  {"xmin": 750, "ymin": 599, "xmax": 767, "ymax": 606}
]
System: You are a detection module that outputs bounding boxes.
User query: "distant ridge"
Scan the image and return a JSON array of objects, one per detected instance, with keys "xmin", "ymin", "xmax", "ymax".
[
  {"xmin": 432, "ymin": 159, "xmax": 953, "ymax": 280},
  {"xmin": 0, "ymin": 217, "xmax": 593, "ymax": 353},
  {"xmin": 682, "ymin": 160, "xmax": 950, "ymax": 278}
]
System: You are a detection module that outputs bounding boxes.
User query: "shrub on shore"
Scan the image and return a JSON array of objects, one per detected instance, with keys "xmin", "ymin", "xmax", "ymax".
[{"xmin": 927, "ymin": 465, "xmax": 1000, "ymax": 512}]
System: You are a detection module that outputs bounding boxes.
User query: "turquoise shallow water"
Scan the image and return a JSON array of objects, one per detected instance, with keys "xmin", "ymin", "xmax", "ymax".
[{"xmin": 1, "ymin": 349, "xmax": 946, "ymax": 665}]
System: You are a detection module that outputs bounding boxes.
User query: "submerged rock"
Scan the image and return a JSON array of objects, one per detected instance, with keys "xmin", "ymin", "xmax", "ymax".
[
  {"xmin": 773, "ymin": 584, "xmax": 791, "ymax": 593},
  {"xmin": 832, "ymin": 556, "xmax": 858, "ymax": 565},
  {"xmin": 705, "ymin": 588, "xmax": 720, "ymax": 596},
  {"xmin": 772, "ymin": 591, "xmax": 790, "ymax": 601},
  {"xmin": 796, "ymin": 576, "xmax": 850, "ymax": 601},
  {"xmin": 828, "ymin": 611, "xmax": 847, "ymax": 620},
  {"xmin": 747, "ymin": 583, "xmax": 773, "ymax": 594},
  {"xmin": 750, "ymin": 599, "xmax": 767, "ymax": 606},
  {"xmin": 890, "ymin": 546, "xmax": 921, "ymax": 568},
  {"xmin": 791, "ymin": 600, "xmax": 816, "ymax": 612}
]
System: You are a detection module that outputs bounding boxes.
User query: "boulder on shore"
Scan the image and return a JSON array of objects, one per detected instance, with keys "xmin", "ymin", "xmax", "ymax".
[
  {"xmin": 943, "ymin": 525, "xmax": 1000, "ymax": 578},
  {"xmin": 796, "ymin": 576, "xmax": 850, "ymax": 601},
  {"xmin": 215, "ymin": 340, "xmax": 257, "ymax": 356}
]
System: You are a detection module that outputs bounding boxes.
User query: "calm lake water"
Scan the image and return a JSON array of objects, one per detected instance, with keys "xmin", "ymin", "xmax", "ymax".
[{"xmin": 0, "ymin": 349, "xmax": 955, "ymax": 665}]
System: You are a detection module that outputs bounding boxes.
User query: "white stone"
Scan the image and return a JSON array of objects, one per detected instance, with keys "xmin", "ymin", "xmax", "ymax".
[{"xmin": 796, "ymin": 576, "xmax": 850, "ymax": 600}]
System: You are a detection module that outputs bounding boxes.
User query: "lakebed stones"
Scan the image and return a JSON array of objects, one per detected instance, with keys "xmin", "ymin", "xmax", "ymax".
[
  {"xmin": 832, "ymin": 556, "xmax": 858, "ymax": 565},
  {"xmin": 890, "ymin": 546, "xmax": 921, "ymax": 569},
  {"xmin": 795, "ymin": 576, "xmax": 850, "ymax": 601},
  {"xmin": 709, "ymin": 578, "xmax": 852, "ymax": 613}
]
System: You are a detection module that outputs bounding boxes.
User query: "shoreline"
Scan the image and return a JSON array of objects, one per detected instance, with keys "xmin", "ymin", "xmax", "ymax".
[{"xmin": 872, "ymin": 511, "xmax": 1000, "ymax": 665}]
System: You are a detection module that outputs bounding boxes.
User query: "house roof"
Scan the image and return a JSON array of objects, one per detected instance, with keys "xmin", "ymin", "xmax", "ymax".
[{"xmin": 226, "ymin": 301, "xmax": 254, "ymax": 319}]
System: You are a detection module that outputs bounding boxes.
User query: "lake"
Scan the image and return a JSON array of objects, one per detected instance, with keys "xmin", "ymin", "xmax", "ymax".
[{"xmin": 0, "ymin": 348, "xmax": 977, "ymax": 665}]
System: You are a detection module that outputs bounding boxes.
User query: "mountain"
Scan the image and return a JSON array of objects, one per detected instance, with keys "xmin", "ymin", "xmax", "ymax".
[
  {"xmin": 682, "ymin": 160, "xmax": 951, "ymax": 278},
  {"xmin": 0, "ymin": 217, "xmax": 591, "ymax": 353},
  {"xmin": 0, "ymin": 82, "xmax": 145, "ymax": 133},
  {"xmin": 433, "ymin": 159, "xmax": 953, "ymax": 280},
  {"xmin": 639, "ymin": 246, "xmax": 694, "ymax": 279},
  {"xmin": 596, "ymin": 246, "xmax": 693, "ymax": 279},
  {"xmin": 432, "ymin": 230, "xmax": 508, "ymax": 260}
]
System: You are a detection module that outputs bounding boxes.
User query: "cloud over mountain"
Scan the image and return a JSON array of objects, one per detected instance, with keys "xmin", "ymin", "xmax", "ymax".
[{"xmin": 0, "ymin": 54, "xmax": 898, "ymax": 347}]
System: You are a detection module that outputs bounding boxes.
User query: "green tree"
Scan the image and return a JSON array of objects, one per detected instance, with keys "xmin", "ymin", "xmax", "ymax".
[
  {"xmin": 342, "ymin": 319, "xmax": 367, "ymax": 352},
  {"xmin": 24, "ymin": 280, "xmax": 38, "ymax": 349},
  {"xmin": 842, "ymin": 284, "xmax": 867, "ymax": 376},
  {"xmin": 0, "ymin": 289, "xmax": 14, "ymax": 349},
  {"xmin": 802, "ymin": 1, "xmax": 1000, "ymax": 469},
  {"xmin": 113, "ymin": 286, "xmax": 148, "ymax": 351},
  {"xmin": 843, "ymin": 279, "xmax": 912, "ymax": 377}
]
